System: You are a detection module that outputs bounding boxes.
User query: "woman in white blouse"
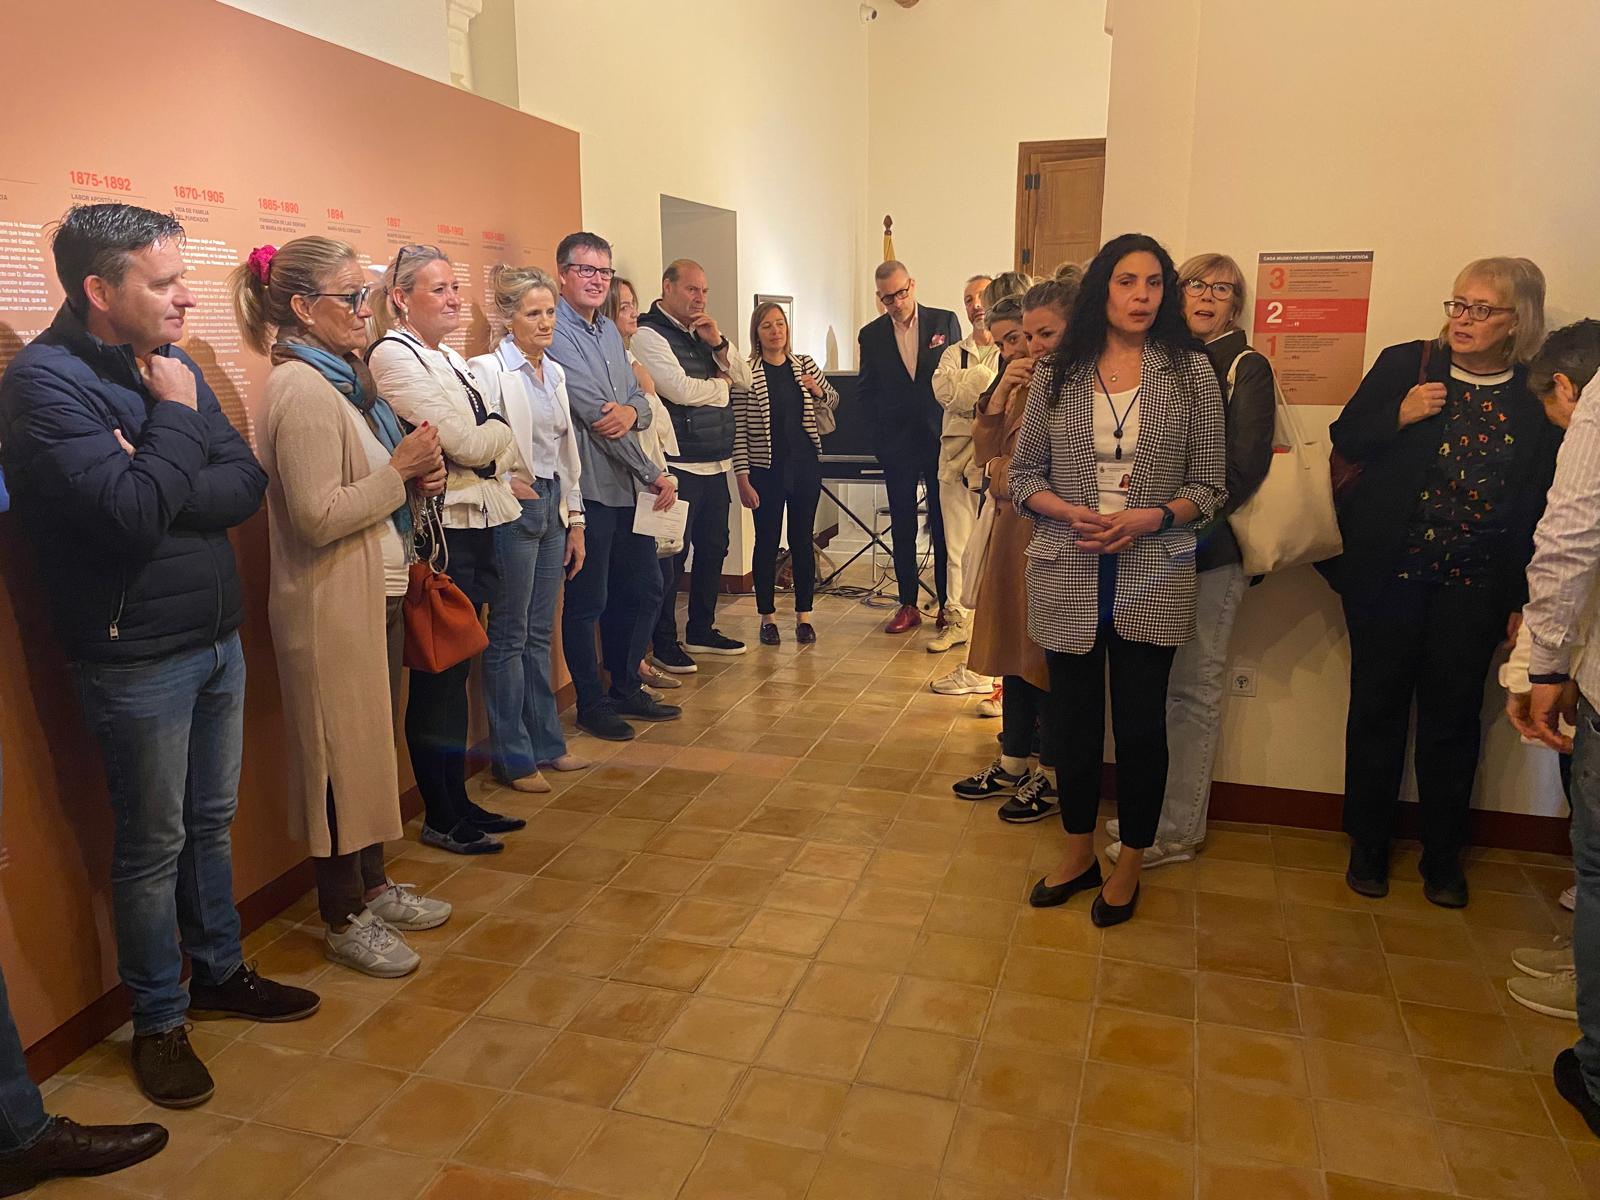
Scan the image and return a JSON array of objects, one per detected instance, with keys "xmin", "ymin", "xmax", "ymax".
[
  {"xmin": 367, "ymin": 245, "xmax": 521, "ymax": 855},
  {"xmin": 471, "ymin": 265, "xmax": 590, "ymax": 793}
]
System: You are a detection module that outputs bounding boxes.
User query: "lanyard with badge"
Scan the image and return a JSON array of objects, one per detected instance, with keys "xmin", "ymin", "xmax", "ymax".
[{"xmin": 1094, "ymin": 366, "xmax": 1139, "ymax": 498}]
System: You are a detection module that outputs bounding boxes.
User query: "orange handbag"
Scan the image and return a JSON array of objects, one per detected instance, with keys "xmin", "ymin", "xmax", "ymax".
[{"xmin": 402, "ymin": 504, "xmax": 488, "ymax": 673}]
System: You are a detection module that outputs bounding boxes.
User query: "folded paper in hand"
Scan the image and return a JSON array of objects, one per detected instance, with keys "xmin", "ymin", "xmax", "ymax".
[{"xmin": 633, "ymin": 494, "xmax": 689, "ymax": 541}]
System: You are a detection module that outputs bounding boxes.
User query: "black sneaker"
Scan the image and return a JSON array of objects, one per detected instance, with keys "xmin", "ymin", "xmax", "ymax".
[
  {"xmin": 130, "ymin": 1027, "xmax": 214, "ymax": 1109},
  {"xmin": 614, "ymin": 689, "xmax": 682, "ymax": 722},
  {"xmin": 649, "ymin": 643, "xmax": 698, "ymax": 674},
  {"xmin": 577, "ymin": 705, "xmax": 636, "ymax": 741},
  {"xmin": 685, "ymin": 628, "xmax": 746, "ymax": 656},
  {"xmin": 187, "ymin": 963, "xmax": 320, "ymax": 1024},
  {"xmin": 953, "ymin": 760, "xmax": 1026, "ymax": 801},
  {"xmin": 465, "ymin": 801, "xmax": 527, "ymax": 834},
  {"xmin": 998, "ymin": 771, "xmax": 1059, "ymax": 824},
  {"xmin": 420, "ymin": 821, "xmax": 505, "ymax": 855},
  {"xmin": 0, "ymin": 1115, "xmax": 169, "ymax": 1195},
  {"xmin": 1345, "ymin": 843, "xmax": 1390, "ymax": 898},
  {"xmin": 1555, "ymin": 1049, "xmax": 1600, "ymax": 1138},
  {"xmin": 1421, "ymin": 854, "xmax": 1469, "ymax": 909},
  {"xmin": 759, "ymin": 623, "xmax": 780, "ymax": 646}
]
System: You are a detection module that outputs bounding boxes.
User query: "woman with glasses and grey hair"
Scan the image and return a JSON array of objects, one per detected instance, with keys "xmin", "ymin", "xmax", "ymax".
[
  {"xmin": 368, "ymin": 245, "xmax": 524, "ymax": 855},
  {"xmin": 230, "ymin": 236, "xmax": 454, "ymax": 976},
  {"xmin": 1331, "ymin": 257, "xmax": 1559, "ymax": 907}
]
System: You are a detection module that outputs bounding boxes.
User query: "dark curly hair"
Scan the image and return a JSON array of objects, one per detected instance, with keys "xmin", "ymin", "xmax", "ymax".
[{"xmin": 1052, "ymin": 233, "xmax": 1195, "ymax": 393}]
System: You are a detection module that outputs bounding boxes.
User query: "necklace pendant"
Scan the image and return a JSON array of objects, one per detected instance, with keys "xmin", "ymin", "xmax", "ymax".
[{"xmin": 1115, "ymin": 444, "xmax": 1123, "ymax": 462}]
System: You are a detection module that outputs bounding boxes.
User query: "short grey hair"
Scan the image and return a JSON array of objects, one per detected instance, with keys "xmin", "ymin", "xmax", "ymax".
[
  {"xmin": 965, "ymin": 274, "xmax": 993, "ymax": 288},
  {"xmin": 875, "ymin": 259, "xmax": 909, "ymax": 284}
]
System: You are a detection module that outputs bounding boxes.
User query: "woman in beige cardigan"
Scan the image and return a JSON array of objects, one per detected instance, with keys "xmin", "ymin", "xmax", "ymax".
[{"xmin": 230, "ymin": 236, "xmax": 452, "ymax": 978}]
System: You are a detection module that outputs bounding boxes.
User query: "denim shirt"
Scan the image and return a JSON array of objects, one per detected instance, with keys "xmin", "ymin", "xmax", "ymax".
[{"xmin": 547, "ymin": 296, "xmax": 659, "ymax": 507}]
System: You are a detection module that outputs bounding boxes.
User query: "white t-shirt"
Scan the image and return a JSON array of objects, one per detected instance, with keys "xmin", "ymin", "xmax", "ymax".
[
  {"xmin": 1093, "ymin": 386, "xmax": 1141, "ymax": 514},
  {"xmin": 345, "ymin": 404, "xmax": 411, "ymax": 597}
]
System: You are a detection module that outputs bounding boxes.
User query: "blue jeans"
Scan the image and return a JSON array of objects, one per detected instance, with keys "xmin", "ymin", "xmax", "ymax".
[
  {"xmin": 74, "ymin": 634, "xmax": 246, "ymax": 1036},
  {"xmin": 560, "ymin": 498, "xmax": 663, "ymax": 715},
  {"xmin": 0, "ymin": 746, "xmax": 51, "ymax": 1153},
  {"xmin": 1572, "ymin": 697, "xmax": 1600, "ymax": 1100},
  {"xmin": 1158, "ymin": 562, "xmax": 1247, "ymax": 845},
  {"xmin": 486, "ymin": 488, "xmax": 569, "ymax": 778}
]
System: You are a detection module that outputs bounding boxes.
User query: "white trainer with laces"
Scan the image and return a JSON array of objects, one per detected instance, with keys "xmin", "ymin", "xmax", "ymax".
[
  {"xmin": 1105, "ymin": 838, "xmax": 1200, "ymax": 868},
  {"xmin": 366, "ymin": 882, "xmax": 452, "ymax": 931},
  {"xmin": 976, "ymin": 683, "xmax": 1002, "ymax": 717},
  {"xmin": 931, "ymin": 666, "xmax": 993, "ymax": 696},
  {"xmin": 927, "ymin": 619, "xmax": 970, "ymax": 654},
  {"xmin": 1507, "ymin": 970, "xmax": 1577, "ymax": 1020},
  {"xmin": 325, "ymin": 911, "xmax": 420, "ymax": 978},
  {"xmin": 1512, "ymin": 937, "xmax": 1574, "ymax": 978}
]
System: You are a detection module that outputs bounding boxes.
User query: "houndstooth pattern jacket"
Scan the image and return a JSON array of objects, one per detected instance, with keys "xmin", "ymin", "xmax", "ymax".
[{"xmin": 1008, "ymin": 342, "xmax": 1227, "ymax": 654}]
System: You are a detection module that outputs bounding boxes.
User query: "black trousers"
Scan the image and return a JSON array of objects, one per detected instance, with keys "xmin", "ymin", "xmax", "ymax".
[
  {"xmin": 407, "ymin": 527, "xmax": 497, "ymax": 836},
  {"xmin": 881, "ymin": 446, "xmax": 946, "ymax": 608},
  {"xmin": 1002, "ymin": 675, "xmax": 1056, "ymax": 768},
  {"xmin": 1341, "ymin": 576, "xmax": 1507, "ymax": 861},
  {"xmin": 750, "ymin": 457, "xmax": 823, "ymax": 615},
  {"xmin": 655, "ymin": 470, "xmax": 730, "ymax": 647},
  {"xmin": 1046, "ymin": 623, "xmax": 1176, "ymax": 850}
]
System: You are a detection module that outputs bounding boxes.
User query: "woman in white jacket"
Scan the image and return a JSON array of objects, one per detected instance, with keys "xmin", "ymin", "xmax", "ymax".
[{"xmin": 471, "ymin": 265, "xmax": 590, "ymax": 793}]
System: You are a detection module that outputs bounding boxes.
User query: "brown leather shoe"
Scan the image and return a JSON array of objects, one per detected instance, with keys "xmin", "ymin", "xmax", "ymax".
[
  {"xmin": 0, "ymin": 1117, "xmax": 168, "ymax": 1196},
  {"xmin": 885, "ymin": 605, "xmax": 922, "ymax": 635}
]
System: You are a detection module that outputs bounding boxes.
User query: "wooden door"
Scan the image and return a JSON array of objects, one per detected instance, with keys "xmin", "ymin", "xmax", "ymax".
[{"xmin": 1016, "ymin": 139, "xmax": 1106, "ymax": 276}]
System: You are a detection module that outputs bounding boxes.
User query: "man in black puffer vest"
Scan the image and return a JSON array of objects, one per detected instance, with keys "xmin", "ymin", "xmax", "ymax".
[
  {"xmin": 631, "ymin": 259, "xmax": 753, "ymax": 670},
  {"xmin": 0, "ymin": 205, "xmax": 319, "ymax": 1113}
]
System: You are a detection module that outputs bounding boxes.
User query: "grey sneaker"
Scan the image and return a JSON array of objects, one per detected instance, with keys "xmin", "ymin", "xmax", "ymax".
[
  {"xmin": 1512, "ymin": 938, "xmax": 1574, "ymax": 978},
  {"xmin": 325, "ymin": 912, "xmax": 420, "ymax": 979},
  {"xmin": 366, "ymin": 882, "xmax": 452, "ymax": 932},
  {"xmin": 1105, "ymin": 837, "xmax": 1200, "ymax": 868},
  {"xmin": 1562, "ymin": 885, "xmax": 1577, "ymax": 912},
  {"xmin": 1507, "ymin": 971, "xmax": 1577, "ymax": 1020}
]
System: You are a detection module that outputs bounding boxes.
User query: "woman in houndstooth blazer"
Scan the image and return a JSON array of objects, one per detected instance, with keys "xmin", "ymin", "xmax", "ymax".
[{"xmin": 1008, "ymin": 233, "xmax": 1227, "ymax": 927}]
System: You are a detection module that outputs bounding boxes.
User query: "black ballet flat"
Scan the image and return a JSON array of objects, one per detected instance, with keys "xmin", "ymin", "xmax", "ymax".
[
  {"xmin": 1028, "ymin": 859, "xmax": 1103, "ymax": 908},
  {"xmin": 1091, "ymin": 883, "xmax": 1140, "ymax": 928}
]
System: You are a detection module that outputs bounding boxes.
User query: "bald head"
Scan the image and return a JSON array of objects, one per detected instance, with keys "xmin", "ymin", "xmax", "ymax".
[{"xmin": 661, "ymin": 258, "xmax": 709, "ymax": 323}]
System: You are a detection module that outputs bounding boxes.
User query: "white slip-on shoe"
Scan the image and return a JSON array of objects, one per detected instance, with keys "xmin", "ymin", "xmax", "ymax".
[
  {"xmin": 366, "ymin": 882, "xmax": 452, "ymax": 931},
  {"xmin": 325, "ymin": 911, "xmax": 421, "ymax": 978},
  {"xmin": 1105, "ymin": 838, "xmax": 1200, "ymax": 868}
]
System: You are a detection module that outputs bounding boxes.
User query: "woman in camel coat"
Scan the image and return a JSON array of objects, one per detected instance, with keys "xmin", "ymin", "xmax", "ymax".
[{"xmin": 231, "ymin": 235, "xmax": 452, "ymax": 979}]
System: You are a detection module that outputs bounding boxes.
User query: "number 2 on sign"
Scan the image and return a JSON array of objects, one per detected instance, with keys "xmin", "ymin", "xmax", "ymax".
[{"xmin": 1265, "ymin": 300, "xmax": 1284, "ymax": 325}]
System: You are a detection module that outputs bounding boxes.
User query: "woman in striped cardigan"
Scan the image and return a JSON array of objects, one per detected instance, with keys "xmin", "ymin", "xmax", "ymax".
[{"xmin": 733, "ymin": 301, "xmax": 840, "ymax": 644}]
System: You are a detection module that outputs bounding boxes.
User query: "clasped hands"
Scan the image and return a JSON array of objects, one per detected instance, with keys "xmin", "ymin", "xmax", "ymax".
[{"xmin": 1064, "ymin": 503, "xmax": 1164, "ymax": 555}]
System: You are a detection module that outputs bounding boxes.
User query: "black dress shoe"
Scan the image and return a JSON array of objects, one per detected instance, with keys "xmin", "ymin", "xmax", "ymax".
[
  {"xmin": 1345, "ymin": 843, "xmax": 1390, "ymax": 898},
  {"xmin": 759, "ymin": 623, "xmax": 780, "ymax": 646},
  {"xmin": 1091, "ymin": 883, "xmax": 1141, "ymax": 928},
  {"xmin": 0, "ymin": 1116, "xmax": 169, "ymax": 1196},
  {"xmin": 465, "ymin": 801, "xmax": 527, "ymax": 833},
  {"xmin": 187, "ymin": 963, "xmax": 320, "ymax": 1023},
  {"xmin": 614, "ymin": 689, "xmax": 682, "ymax": 722},
  {"xmin": 1422, "ymin": 857, "xmax": 1469, "ymax": 909},
  {"xmin": 795, "ymin": 622, "xmax": 816, "ymax": 645},
  {"xmin": 577, "ymin": 705, "xmax": 636, "ymax": 741},
  {"xmin": 1556, "ymin": 1049, "xmax": 1600, "ymax": 1138},
  {"xmin": 130, "ymin": 1028, "xmax": 214, "ymax": 1109},
  {"xmin": 1029, "ymin": 859, "xmax": 1104, "ymax": 908}
]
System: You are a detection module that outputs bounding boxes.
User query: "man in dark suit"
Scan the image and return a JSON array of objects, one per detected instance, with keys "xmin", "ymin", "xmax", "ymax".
[{"xmin": 857, "ymin": 260, "xmax": 963, "ymax": 633}]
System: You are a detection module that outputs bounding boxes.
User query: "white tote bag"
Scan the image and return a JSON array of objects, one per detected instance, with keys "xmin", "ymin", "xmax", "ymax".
[
  {"xmin": 958, "ymin": 489, "xmax": 997, "ymax": 612},
  {"xmin": 1224, "ymin": 351, "xmax": 1343, "ymax": 575}
]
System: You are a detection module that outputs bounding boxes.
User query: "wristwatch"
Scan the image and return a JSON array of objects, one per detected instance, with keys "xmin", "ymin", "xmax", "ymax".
[
  {"xmin": 713, "ymin": 335, "xmax": 729, "ymax": 353},
  {"xmin": 568, "ymin": 512, "xmax": 586, "ymax": 529},
  {"xmin": 1158, "ymin": 504, "xmax": 1177, "ymax": 532}
]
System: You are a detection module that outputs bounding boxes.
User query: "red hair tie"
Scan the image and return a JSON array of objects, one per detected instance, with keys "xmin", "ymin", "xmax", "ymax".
[{"xmin": 247, "ymin": 244, "xmax": 278, "ymax": 284}]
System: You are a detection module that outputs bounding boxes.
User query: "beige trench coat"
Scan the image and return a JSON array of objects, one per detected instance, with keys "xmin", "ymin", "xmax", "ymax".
[{"xmin": 260, "ymin": 360, "xmax": 407, "ymax": 857}]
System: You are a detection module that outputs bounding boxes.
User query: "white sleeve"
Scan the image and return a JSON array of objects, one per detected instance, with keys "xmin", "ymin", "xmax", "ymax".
[
  {"xmin": 368, "ymin": 340, "xmax": 511, "ymax": 468},
  {"xmin": 630, "ymin": 326, "xmax": 730, "ymax": 409}
]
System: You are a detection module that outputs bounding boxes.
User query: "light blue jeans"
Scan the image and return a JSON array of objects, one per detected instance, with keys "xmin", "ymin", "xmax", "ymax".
[
  {"xmin": 1157, "ymin": 562, "xmax": 1247, "ymax": 845},
  {"xmin": 73, "ymin": 633, "xmax": 247, "ymax": 1037},
  {"xmin": 0, "ymin": 745, "xmax": 51, "ymax": 1152},
  {"xmin": 1572, "ymin": 697, "xmax": 1600, "ymax": 1101},
  {"xmin": 486, "ymin": 487, "xmax": 569, "ymax": 779}
]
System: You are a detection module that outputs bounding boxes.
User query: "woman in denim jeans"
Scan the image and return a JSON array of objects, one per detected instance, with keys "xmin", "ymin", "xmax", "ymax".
[{"xmin": 471, "ymin": 265, "xmax": 590, "ymax": 793}]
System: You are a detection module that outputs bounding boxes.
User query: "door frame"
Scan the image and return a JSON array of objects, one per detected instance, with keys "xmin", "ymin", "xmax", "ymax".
[{"xmin": 1015, "ymin": 137, "xmax": 1106, "ymax": 273}]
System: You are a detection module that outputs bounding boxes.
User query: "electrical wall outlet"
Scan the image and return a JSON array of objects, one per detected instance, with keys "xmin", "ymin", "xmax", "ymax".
[{"xmin": 1228, "ymin": 665, "xmax": 1258, "ymax": 698}]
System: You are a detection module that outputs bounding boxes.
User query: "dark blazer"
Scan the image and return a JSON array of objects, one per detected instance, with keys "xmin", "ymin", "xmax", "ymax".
[
  {"xmin": 1329, "ymin": 339, "xmax": 1560, "ymax": 612},
  {"xmin": 1196, "ymin": 328, "xmax": 1276, "ymax": 572},
  {"xmin": 856, "ymin": 304, "xmax": 962, "ymax": 461},
  {"xmin": 0, "ymin": 304, "xmax": 265, "ymax": 663}
]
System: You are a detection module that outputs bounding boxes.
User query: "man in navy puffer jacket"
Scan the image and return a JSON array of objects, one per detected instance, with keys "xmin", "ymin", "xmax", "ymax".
[{"xmin": 0, "ymin": 205, "xmax": 319, "ymax": 1111}]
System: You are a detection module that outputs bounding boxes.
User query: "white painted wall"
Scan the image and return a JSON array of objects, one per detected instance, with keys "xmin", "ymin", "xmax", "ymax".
[
  {"xmin": 216, "ymin": 0, "xmax": 451, "ymax": 81},
  {"xmin": 1101, "ymin": 0, "xmax": 1600, "ymax": 815},
  {"xmin": 863, "ymin": 0, "xmax": 1112, "ymax": 326}
]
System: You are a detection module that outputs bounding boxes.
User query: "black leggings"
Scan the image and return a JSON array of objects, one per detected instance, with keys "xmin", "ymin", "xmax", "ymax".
[
  {"xmin": 750, "ymin": 457, "xmax": 823, "ymax": 614},
  {"xmin": 1001, "ymin": 675, "xmax": 1055, "ymax": 768}
]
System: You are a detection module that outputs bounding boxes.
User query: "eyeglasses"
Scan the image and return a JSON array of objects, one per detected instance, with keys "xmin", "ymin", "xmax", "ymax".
[
  {"xmin": 1183, "ymin": 279, "xmax": 1236, "ymax": 299},
  {"xmin": 389, "ymin": 243, "xmax": 442, "ymax": 281},
  {"xmin": 304, "ymin": 285, "xmax": 374, "ymax": 314},
  {"xmin": 1443, "ymin": 300, "xmax": 1515, "ymax": 322},
  {"xmin": 878, "ymin": 284, "xmax": 912, "ymax": 306},
  {"xmin": 562, "ymin": 263, "xmax": 616, "ymax": 282}
]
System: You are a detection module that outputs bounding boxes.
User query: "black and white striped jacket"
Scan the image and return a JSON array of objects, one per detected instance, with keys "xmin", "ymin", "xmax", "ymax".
[
  {"xmin": 731, "ymin": 352, "xmax": 840, "ymax": 473},
  {"xmin": 1009, "ymin": 344, "xmax": 1227, "ymax": 653}
]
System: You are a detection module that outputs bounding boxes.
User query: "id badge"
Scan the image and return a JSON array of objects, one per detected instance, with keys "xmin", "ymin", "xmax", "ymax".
[{"xmin": 1095, "ymin": 460, "xmax": 1132, "ymax": 497}]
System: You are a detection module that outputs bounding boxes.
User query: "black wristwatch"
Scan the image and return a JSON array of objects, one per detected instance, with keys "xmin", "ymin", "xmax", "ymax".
[
  {"xmin": 713, "ymin": 335, "xmax": 729, "ymax": 353},
  {"xmin": 1158, "ymin": 504, "xmax": 1176, "ymax": 532}
]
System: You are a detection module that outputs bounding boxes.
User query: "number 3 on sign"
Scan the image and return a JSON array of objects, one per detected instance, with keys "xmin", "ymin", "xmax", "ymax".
[
  {"xmin": 1269, "ymin": 267, "xmax": 1286, "ymax": 290},
  {"xmin": 1265, "ymin": 300, "xmax": 1284, "ymax": 325}
]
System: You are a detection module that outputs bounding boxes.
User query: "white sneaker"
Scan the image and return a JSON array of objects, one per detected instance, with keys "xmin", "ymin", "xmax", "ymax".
[
  {"xmin": 931, "ymin": 666, "xmax": 993, "ymax": 696},
  {"xmin": 976, "ymin": 682, "xmax": 1002, "ymax": 718},
  {"xmin": 366, "ymin": 882, "xmax": 452, "ymax": 931},
  {"xmin": 1106, "ymin": 819, "xmax": 1119, "ymax": 841},
  {"xmin": 927, "ymin": 621, "xmax": 970, "ymax": 654},
  {"xmin": 1105, "ymin": 838, "xmax": 1200, "ymax": 868},
  {"xmin": 1562, "ymin": 885, "xmax": 1577, "ymax": 912},
  {"xmin": 1512, "ymin": 938, "xmax": 1574, "ymax": 978},
  {"xmin": 1507, "ymin": 970, "xmax": 1577, "ymax": 1020},
  {"xmin": 325, "ymin": 911, "xmax": 420, "ymax": 978}
]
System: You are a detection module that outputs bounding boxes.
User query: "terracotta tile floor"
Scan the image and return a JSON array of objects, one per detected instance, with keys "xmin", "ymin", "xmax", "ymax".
[{"xmin": 40, "ymin": 588, "xmax": 1590, "ymax": 1198}]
